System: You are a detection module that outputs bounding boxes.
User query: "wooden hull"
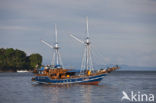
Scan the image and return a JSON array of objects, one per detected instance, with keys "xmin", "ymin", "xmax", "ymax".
[{"xmin": 33, "ymin": 73, "xmax": 107, "ymax": 85}]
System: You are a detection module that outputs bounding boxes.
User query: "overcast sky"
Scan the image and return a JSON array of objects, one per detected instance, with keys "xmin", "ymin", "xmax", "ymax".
[{"xmin": 0, "ymin": 0, "xmax": 156, "ymax": 68}]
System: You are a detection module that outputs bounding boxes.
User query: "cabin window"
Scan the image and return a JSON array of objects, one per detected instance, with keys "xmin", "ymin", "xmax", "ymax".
[
  {"xmin": 59, "ymin": 74, "xmax": 62, "ymax": 78},
  {"xmin": 51, "ymin": 74, "xmax": 56, "ymax": 76}
]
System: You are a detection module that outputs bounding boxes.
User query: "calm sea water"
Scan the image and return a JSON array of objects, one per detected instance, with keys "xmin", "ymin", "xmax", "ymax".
[{"xmin": 0, "ymin": 71, "xmax": 156, "ymax": 103}]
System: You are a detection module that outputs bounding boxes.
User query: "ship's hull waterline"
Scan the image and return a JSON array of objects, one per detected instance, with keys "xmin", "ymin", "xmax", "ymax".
[{"xmin": 33, "ymin": 73, "xmax": 107, "ymax": 85}]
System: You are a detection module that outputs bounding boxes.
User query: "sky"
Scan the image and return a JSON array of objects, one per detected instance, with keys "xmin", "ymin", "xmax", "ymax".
[{"xmin": 0, "ymin": 0, "xmax": 156, "ymax": 68}]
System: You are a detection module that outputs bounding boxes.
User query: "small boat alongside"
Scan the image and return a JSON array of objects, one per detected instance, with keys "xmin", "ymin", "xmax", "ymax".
[
  {"xmin": 32, "ymin": 17, "xmax": 119, "ymax": 85},
  {"xmin": 17, "ymin": 70, "xmax": 29, "ymax": 73}
]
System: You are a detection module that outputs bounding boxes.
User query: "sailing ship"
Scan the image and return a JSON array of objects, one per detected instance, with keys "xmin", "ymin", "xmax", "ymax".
[{"xmin": 32, "ymin": 17, "xmax": 119, "ymax": 85}]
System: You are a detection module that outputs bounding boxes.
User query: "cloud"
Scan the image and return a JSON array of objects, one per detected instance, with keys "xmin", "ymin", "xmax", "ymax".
[
  {"xmin": 0, "ymin": 26, "xmax": 31, "ymax": 31},
  {"xmin": 0, "ymin": 0, "xmax": 156, "ymax": 67}
]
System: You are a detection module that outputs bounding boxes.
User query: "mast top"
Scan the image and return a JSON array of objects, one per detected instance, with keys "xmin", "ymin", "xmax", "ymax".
[
  {"xmin": 86, "ymin": 16, "xmax": 89, "ymax": 37},
  {"xmin": 55, "ymin": 24, "xmax": 58, "ymax": 43}
]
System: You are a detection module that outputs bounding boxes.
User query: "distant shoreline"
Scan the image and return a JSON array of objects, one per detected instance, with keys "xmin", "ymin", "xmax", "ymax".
[
  {"xmin": 116, "ymin": 70, "xmax": 156, "ymax": 72},
  {"xmin": 0, "ymin": 70, "xmax": 16, "ymax": 73},
  {"xmin": 0, "ymin": 70, "xmax": 156, "ymax": 73},
  {"xmin": 0, "ymin": 48, "xmax": 42, "ymax": 73},
  {"xmin": 0, "ymin": 70, "xmax": 32, "ymax": 73}
]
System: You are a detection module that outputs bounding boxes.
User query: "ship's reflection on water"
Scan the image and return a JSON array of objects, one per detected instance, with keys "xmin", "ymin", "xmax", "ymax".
[
  {"xmin": 80, "ymin": 85, "xmax": 92, "ymax": 103},
  {"xmin": 32, "ymin": 83, "xmax": 99, "ymax": 103}
]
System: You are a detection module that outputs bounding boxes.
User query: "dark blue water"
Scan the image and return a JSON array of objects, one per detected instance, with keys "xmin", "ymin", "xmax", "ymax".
[{"xmin": 0, "ymin": 71, "xmax": 156, "ymax": 103}]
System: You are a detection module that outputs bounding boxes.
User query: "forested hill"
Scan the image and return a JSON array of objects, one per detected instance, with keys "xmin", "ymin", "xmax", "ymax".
[{"xmin": 0, "ymin": 48, "xmax": 42, "ymax": 72}]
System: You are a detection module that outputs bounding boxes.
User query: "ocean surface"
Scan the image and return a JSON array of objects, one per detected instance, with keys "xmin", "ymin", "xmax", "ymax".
[{"xmin": 0, "ymin": 71, "xmax": 156, "ymax": 103}]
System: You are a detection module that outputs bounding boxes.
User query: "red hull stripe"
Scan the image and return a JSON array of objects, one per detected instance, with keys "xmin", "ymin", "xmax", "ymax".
[{"xmin": 80, "ymin": 81, "xmax": 100, "ymax": 85}]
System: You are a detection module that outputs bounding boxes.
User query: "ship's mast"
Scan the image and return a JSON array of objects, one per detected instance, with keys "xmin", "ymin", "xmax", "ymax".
[
  {"xmin": 70, "ymin": 17, "xmax": 94, "ymax": 73},
  {"xmin": 41, "ymin": 24, "xmax": 63, "ymax": 68}
]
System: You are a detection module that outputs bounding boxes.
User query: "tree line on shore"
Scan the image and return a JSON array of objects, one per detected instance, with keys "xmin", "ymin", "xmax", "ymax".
[{"xmin": 0, "ymin": 48, "xmax": 42, "ymax": 72}]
